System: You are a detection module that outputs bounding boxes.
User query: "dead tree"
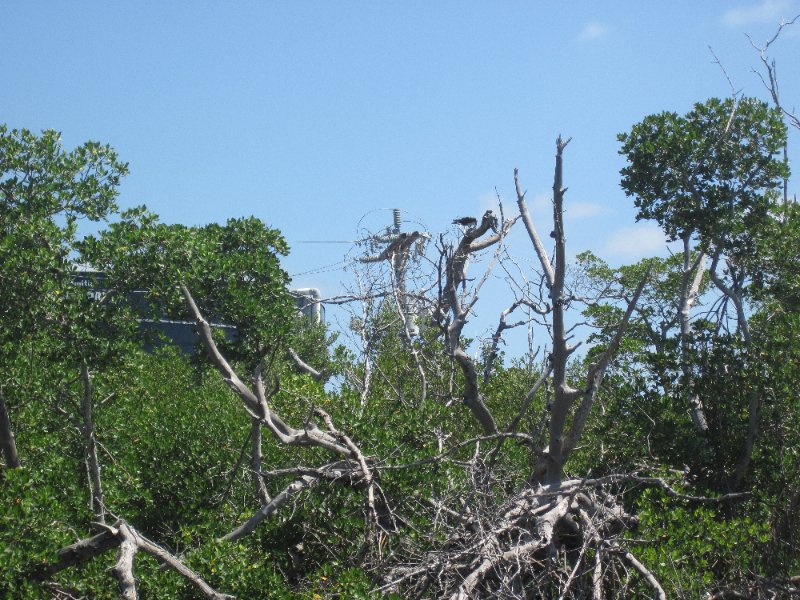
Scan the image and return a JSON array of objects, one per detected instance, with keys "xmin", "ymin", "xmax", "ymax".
[
  {"xmin": 748, "ymin": 14, "xmax": 800, "ymax": 205},
  {"xmin": 382, "ymin": 138, "xmax": 660, "ymax": 599},
  {"xmin": 515, "ymin": 137, "xmax": 648, "ymax": 485},
  {"xmin": 432, "ymin": 209, "xmax": 516, "ymax": 435},
  {"xmin": 382, "ymin": 474, "xmax": 715, "ymax": 599}
]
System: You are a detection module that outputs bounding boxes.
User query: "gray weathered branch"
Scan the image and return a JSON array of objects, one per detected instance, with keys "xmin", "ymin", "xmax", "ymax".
[
  {"xmin": 182, "ymin": 284, "xmax": 351, "ymax": 456},
  {"xmin": 80, "ymin": 364, "xmax": 106, "ymax": 524},
  {"xmin": 562, "ymin": 270, "xmax": 650, "ymax": 459},
  {"xmin": 32, "ymin": 519, "xmax": 234, "ymax": 599},
  {"xmin": 515, "ymin": 168, "xmax": 555, "ymax": 289},
  {"xmin": 221, "ymin": 476, "xmax": 318, "ymax": 542},
  {"xmin": 287, "ymin": 348, "xmax": 324, "ymax": 381}
]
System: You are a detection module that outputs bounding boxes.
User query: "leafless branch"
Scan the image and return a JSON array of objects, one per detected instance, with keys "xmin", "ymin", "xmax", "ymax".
[
  {"xmin": 287, "ymin": 348, "xmax": 325, "ymax": 381},
  {"xmin": 32, "ymin": 519, "xmax": 234, "ymax": 599}
]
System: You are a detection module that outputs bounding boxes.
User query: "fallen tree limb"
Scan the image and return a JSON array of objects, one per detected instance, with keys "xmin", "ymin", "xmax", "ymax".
[
  {"xmin": 386, "ymin": 480, "xmax": 652, "ymax": 598},
  {"xmin": 113, "ymin": 522, "xmax": 137, "ymax": 600},
  {"xmin": 34, "ymin": 527, "xmax": 120, "ymax": 578},
  {"xmin": 559, "ymin": 474, "xmax": 750, "ymax": 503}
]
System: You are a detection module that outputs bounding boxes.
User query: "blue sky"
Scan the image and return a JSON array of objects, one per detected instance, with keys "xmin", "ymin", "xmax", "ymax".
[{"xmin": 3, "ymin": 1, "xmax": 799, "ymax": 350}]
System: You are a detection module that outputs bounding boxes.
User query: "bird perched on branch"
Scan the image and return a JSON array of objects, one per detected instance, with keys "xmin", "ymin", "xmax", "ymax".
[
  {"xmin": 452, "ymin": 216, "xmax": 478, "ymax": 228},
  {"xmin": 484, "ymin": 210, "xmax": 499, "ymax": 233}
]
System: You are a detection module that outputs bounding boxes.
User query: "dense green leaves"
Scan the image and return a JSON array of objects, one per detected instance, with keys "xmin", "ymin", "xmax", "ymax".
[
  {"xmin": 618, "ymin": 97, "xmax": 788, "ymax": 254},
  {"xmin": 0, "ymin": 125, "xmax": 125, "ymax": 222},
  {"xmin": 2, "ymin": 109, "xmax": 800, "ymax": 597},
  {"xmin": 0, "ymin": 125, "xmax": 128, "ymax": 350},
  {"xmin": 78, "ymin": 209, "xmax": 294, "ymax": 367}
]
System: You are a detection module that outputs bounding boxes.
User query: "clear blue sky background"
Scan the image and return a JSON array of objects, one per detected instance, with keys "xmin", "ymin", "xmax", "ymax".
[{"xmin": 3, "ymin": 1, "xmax": 799, "ymax": 351}]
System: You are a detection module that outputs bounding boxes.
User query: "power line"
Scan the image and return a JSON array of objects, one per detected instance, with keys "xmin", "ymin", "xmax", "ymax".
[
  {"xmin": 290, "ymin": 260, "xmax": 350, "ymax": 278},
  {"xmin": 295, "ymin": 240, "xmax": 356, "ymax": 244}
]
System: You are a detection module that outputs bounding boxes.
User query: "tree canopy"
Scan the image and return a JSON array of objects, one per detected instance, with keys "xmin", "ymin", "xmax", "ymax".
[
  {"xmin": 1, "ymin": 88, "xmax": 799, "ymax": 598},
  {"xmin": 618, "ymin": 97, "xmax": 788, "ymax": 253}
]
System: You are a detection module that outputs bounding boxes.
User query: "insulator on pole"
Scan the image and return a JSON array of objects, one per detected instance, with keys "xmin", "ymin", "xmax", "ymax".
[{"xmin": 393, "ymin": 209, "xmax": 401, "ymax": 233}]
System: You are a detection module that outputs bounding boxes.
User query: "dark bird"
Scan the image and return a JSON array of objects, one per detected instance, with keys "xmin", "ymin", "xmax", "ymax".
[
  {"xmin": 484, "ymin": 210, "xmax": 499, "ymax": 233},
  {"xmin": 452, "ymin": 216, "xmax": 478, "ymax": 228}
]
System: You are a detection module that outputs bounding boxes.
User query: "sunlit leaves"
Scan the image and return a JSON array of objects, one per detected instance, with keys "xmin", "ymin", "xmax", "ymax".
[
  {"xmin": 0, "ymin": 125, "xmax": 128, "ymax": 354},
  {"xmin": 78, "ymin": 210, "xmax": 295, "ymax": 367},
  {"xmin": 618, "ymin": 97, "xmax": 788, "ymax": 255}
]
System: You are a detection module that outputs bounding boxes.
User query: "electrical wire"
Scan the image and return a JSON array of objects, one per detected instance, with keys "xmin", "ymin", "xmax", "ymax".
[
  {"xmin": 295, "ymin": 240, "xmax": 357, "ymax": 244},
  {"xmin": 289, "ymin": 260, "xmax": 351, "ymax": 278}
]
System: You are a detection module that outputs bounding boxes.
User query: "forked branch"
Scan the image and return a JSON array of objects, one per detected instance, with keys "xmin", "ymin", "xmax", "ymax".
[{"xmin": 32, "ymin": 519, "xmax": 234, "ymax": 600}]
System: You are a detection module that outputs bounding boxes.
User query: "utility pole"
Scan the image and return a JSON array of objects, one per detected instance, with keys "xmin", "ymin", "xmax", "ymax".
[{"xmin": 359, "ymin": 209, "xmax": 428, "ymax": 337}]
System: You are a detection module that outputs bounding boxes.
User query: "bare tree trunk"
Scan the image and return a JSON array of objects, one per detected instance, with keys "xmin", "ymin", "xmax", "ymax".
[
  {"xmin": 708, "ymin": 254, "xmax": 761, "ymax": 491},
  {"xmin": 250, "ymin": 417, "xmax": 271, "ymax": 506},
  {"xmin": 545, "ymin": 136, "xmax": 577, "ymax": 485},
  {"xmin": 439, "ymin": 211, "xmax": 507, "ymax": 435},
  {"xmin": 516, "ymin": 138, "xmax": 647, "ymax": 485},
  {"xmin": 114, "ymin": 522, "xmax": 138, "ymax": 600},
  {"xmin": 679, "ymin": 236, "xmax": 708, "ymax": 432},
  {"xmin": 453, "ymin": 347, "xmax": 497, "ymax": 435},
  {"xmin": 0, "ymin": 387, "xmax": 21, "ymax": 468},
  {"xmin": 80, "ymin": 365, "xmax": 105, "ymax": 523}
]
